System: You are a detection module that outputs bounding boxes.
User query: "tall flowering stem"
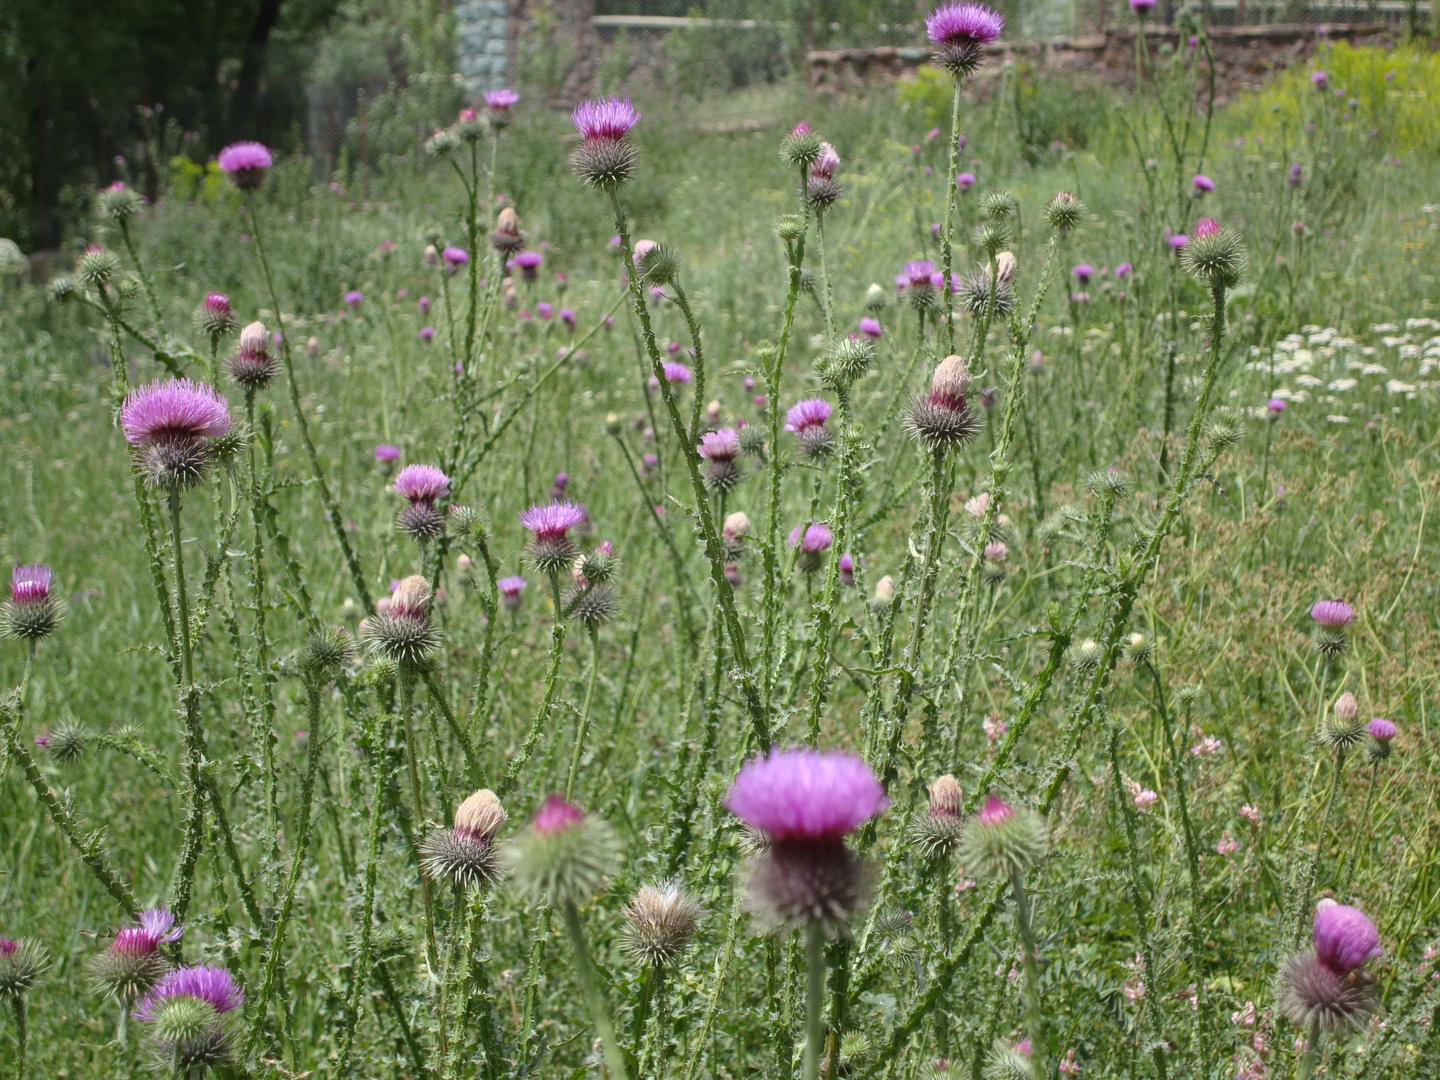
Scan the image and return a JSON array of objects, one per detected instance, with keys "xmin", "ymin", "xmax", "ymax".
[
  {"xmin": 608, "ymin": 191, "xmax": 768, "ymax": 746},
  {"xmin": 561, "ymin": 899, "xmax": 631, "ymax": 1080},
  {"xmin": 245, "ymin": 206, "xmax": 373, "ymax": 610},
  {"xmin": 940, "ymin": 80, "xmax": 964, "ymax": 354},
  {"xmin": 803, "ymin": 921, "xmax": 827, "ymax": 1080},
  {"xmin": 499, "ymin": 569, "xmax": 568, "ymax": 797}
]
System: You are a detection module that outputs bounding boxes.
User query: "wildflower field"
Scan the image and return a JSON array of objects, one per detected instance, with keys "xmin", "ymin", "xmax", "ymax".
[{"xmin": 1, "ymin": 16, "xmax": 1439, "ymax": 1080}]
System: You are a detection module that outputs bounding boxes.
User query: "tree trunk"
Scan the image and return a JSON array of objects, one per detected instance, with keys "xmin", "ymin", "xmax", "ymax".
[{"xmin": 230, "ymin": 0, "xmax": 286, "ymax": 141}]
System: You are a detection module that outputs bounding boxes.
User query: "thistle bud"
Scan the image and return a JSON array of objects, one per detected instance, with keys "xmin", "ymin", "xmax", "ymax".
[
  {"xmin": 621, "ymin": 879, "xmax": 706, "ymax": 968},
  {"xmin": 97, "ymin": 182, "xmax": 143, "ymax": 220},
  {"xmin": 994, "ymin": 250, "xmax": 1017, "ymax": 283},
  {"xmin": 1043, "ymin": 192, "xmax": 1084, "ymax": 236},
  {"xmin": 301, "ymin": 626, "xmax": 353, "ymax": 682},
  {"xmin": 192, "ymin": 293, "xmax": 237, "ymax": 344},
  {"xmin": 775, "ymin": 214, "xmax": 806, "ymax": 242},
  {"xmin": 872, "ymin": 575, "xmax": 896, "ymax": 613},
  {"xmin": 1321, "ymin": 691, "xmax": 1366, "ymax": 751},
  {"xmin": 909, "ymin": 774, "xmax": 967, "ymax": 857},
  {"xmin": 0, "ymin": 939, "xmax": 48, "ymax": 1000},
  {"xmin": 959, "ymin": 794, "xmax": 1047, "ymax": 878},
  {"xmin": 1179, "ymin": 221, "xmax": 1246, "ymax": 289},
  {"xmin": 228, "ymin": 320, "xmax": 275, "ymax": 390},
  {"xmin": 905, "ymin": 355, "xmax": 981, "ymax": 453},
  {"xmin": 1072, "ymin": 637, "xmax": 1104, "ymax": 670},
  {"xmin": 1122, "ymin": 632, "xmax": 1152, "ymax": 664},
  {"xmin": 362, "ymin": 576, "xmax": 441, "ymax": 668},
  {"xmin": 865, "ymin": 282, "xmax": 888, "ymax": 311},
  {"xmin": 780, "ymin": 123, "xmax": 824, "ymax": 169},
  {"xmin": 421, "ymin": 788, "xmax": 508, "ymax": 890},
  {"xmin": 978, "ymin": 189, "xmax": 1018, "ymax": 221},
  {"xmin": 506, "ymin": 795, "xmax": 621, "ymax": 907},
  {"xmin": 820, "ymin": 335, "xmax": 874, "ymax": 390}
]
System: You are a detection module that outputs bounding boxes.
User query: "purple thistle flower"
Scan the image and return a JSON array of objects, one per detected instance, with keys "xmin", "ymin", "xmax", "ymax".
[
  {"xmin": 515, "ymin": 251, "xmax": 543, "ymax": 281},
  {"xmin": 791, "ymin": 121, "xmax": 813, "ymax": 136},
  {"xmin": 925, "ymin": 2, "xmax": 1004, "ymax": 46},
  {"xmin": 1367, "ymin": 718, "xmax": 1396, "ymax": 741},
  {"xmin": 520, "ymin": 501, "xmax": 586, "ymax": 541},
  {"xmin": 135, "ymin": 965, "xmax": 244, "ymax": 1020},
  {"xmin": 859, "ymin": 316, "xmax": 883, "ymax": 338},
  {"xmin": 1193, "ymin": 216, "xmax": 1220, "ymax": 238},
  {"xmin": 699, "ymin": 428, "xmax": 741, "ymax": 462},
  {"xmin": 838, "ymin": 553, "xmax": 855, "ymax": 586},
  {"xmin": 1193, "ymin": 174, "xmax": 1215, "ymax": 193},
  {"xmin": 1313, "ymin": 903, "xmax": 1382, "ymax": 974},
  {"xmin": 1130, "ymin": 0, "xmax": 1156, "ymax": 10},
  {"xmin": 216, "ymin": 141, "xmax": 272, "ymax": 190},
  {"xmin": 725, "ymin": 748, "xmax": 888, "ymax": 841},
  {"xmin": 1116, "ymin": 262, "xmax": 1133, "ymax": 278},
  {"xmin": 571, "ymin": 97, "xmax": 639, "ymax": 142},
  {"xmin": 485, "ymin": 88, "xmax": 519, "ymax": 112},
  {"xmin": 1312, "ymin": 70, "xmax": 1328, "ymax": 86},
  {"xmin": 662, "ymin": 362, "xmax": 692, "ymax": 385},
  {"xmin": 374, "ymin": 444, "xmax": 400, "ymax": 463},
  {"xmin": 1167, "ymin": 233, "xmax": 1189, "ymax": 251},
  {"xmin": 499, "ymin": 575, "xmax": 527, "ymax": 612},
  {"xmin": 902, "ymin": 260, "xmax": 937, "ymax": 290},
  {"xmin": 1311, "ymin": 600, "xmax": 1354, "ymax": 628},
  {"xmin": 533, "ymin": 794, "xmax": 585, "ymax": 834},
  {"xmin": 956, "ymin": 172, "xmax": 976, "ymax": 191},
  {"xmin": 442, "ymin": 246, "xmax": 468, "ymax": 267},
  {"xmin": 785, "ymin": 399, "xmax": 832, "ymax": 432},
  {"xmin": 537, "ymin": 302, "xmax": 553, "ymax": 319},
  {"xmin": 1072, "ymin": 263, "xmax": 1094, "ymax": 284},
  {"xmin": 419, "ymin": 326, "xmax": 434, "ymax": 342},
  {"xmin": 120, "ymin": 379, "xmax": 231, "ymax": 445},
  {"xmin": 394, "ymin": 464, "xmax": 450, "ymax": 503},
  {"xmin": 1267, "ymin": 398, "xmax": 1287, "ymax": 415},
  {"xmin": 114, "ymin": 908, "xmax": 183, "ymax": 955},
  {"xmin": 789, "ymin": 522, "xmax": 833, "ymax": 552},
  {"xmin": 10, "ymin": 565, "xmax": 51, "ymax": 605},
  {"xmin": 811, "ymin": 142, "xmax": 841, "ymax": 180},
  {"xmin": 559, "ymin": 307, "xmax": 576, "ymax": 328},
  {"xmin": 344, "ymin": 290, "xmax": 363, "ymax": 308}
]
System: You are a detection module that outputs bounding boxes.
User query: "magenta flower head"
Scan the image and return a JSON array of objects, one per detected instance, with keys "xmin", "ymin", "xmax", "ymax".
[
  {"xmin": 961, "ymin": 793, "xmax": 1047, "ymax": 877},
  {"xmin": 903, "ymin": 259, "xmax": 937, "ymax": 290},
  {"xmin": 662, "ymin": 361, "xmax": 692, "ymax": 385},
  {"xmin": 1314, "ymin": 903, "xmax": 1382, "ymax": 974},
  {"xmin": 344, "ymin": 290, "xmax": 363, "ymax": 309},
  {"xmin": 1130, "ymin": 0, "xmax": 1156, "ymax": 11},
  {"xmin": 419, "ymin": 326, "xmax": 435, "ymax": 342},
  {"xmin": 1193, "ymin": 174, "xmax": 1215, "ymax": 194},
  {"xmin": 485, "ymin": 88, "xmax": 519, "ymax": 128},
  {"xmin": 907, "ymin": 355, "xmax": 981, "ymax": 453},
  {"xmin": 839, "ymin": 553, "xmax": 855, "ymax": 587},
  {"xmin": 559, "ymin": 307, "xmax": 576, "ymax": 329},
  {"xmin": 89, "ymin": 909, "xmax": 180, "ymax": 1002},
  {"xmin": 786, "ymin": 398, "xmax": 833, "ymax": 459},
  {"xmin": 1192, "ymin": 216, "xmax": 1220, "ymax": 238},
  {"xmin": 956, "ymin": 171, "xmax": 977, "ymax": 191},
  {"xmin": 727, "ymin": 748, "xmax": 886, "ymax": 933},
  {"xmin": 192, "ymin": 291, "xmax": 237, "ymax": 344},
  {"xmin": 498, "ymin": 575, "xmax": 528, "ymax": 613},
  {"xmin": 507, "ymin": 795, "xmax": 621, "ymax": 906},
  {"xmin": 1311, "ymin": 599, "xmax": 1354, "ymax": 628},
  {"xmin": 1367, "ymin": 718, "xmax": 1396, "ymax": 742},
  {"xmin": 1167, "ymin": 232, "xmax": 1188, "ymax": 251},
  {"xmin": 926, "ymin": 3, "xmax": 1003, "ymax": 78},
  {"xmin": 700, "ymin": 428, "xmax": 743, "ymax": 492},
  {"xmin": 1267, "ymin": 397, "xmax": 1287, "ymax": 418},
  {"xmin": 1072, "ymin": 263, "xmax": 1094, "ymax": 284},
  {"xmin": 442, "ymin": 246, "xmax": 469, "ymax": 270},
  {"xmin": 1115, "ymin": 262, "xmax": 1133, "ymax": 279},
  {"xmin": 3, "ymin": 564, "xmax": 61, "ymax": 642},
  {"xmin": 393, "ymin": 464, "xmax": 450, "ymax": 540},
  {"xmin": 790, "ymin": 522, "xmax": 833, "ymax": 572},
  {"xmin": 374, "ymin": 443, "xmax": 400, "ymax": 464},
  {"xmin": 515, "ymin": 251, "xmax": 543, "ymax": 281},
  {"xmin": 859, "ymin": 316, "xmax": 883, "ymax": 338},
  {"xmin": 1312, "ymin": 70, "xmax": 1328, "ymax": 87},
  {"xmin": 136, "ymin": 964, "xmax": 244, "ymax": 1019},
  {"xmin": 520, "ymin": 501, "xmax": 587, "ymax": 576},
  {"xmin": 216, "ymin": 141, "xmax": 272, "ymax": 190},
  {"xmin": 570, "ymin": 97, "xmax": 640, "ymax": 190},
  {"xmin": 120, "ymin": 378, "xmax": 233, "ymax": 489}
]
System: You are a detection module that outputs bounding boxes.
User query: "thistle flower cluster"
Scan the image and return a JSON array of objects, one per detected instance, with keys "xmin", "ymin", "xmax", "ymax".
[
  {"xmin": 420, "ymin": 788, "xmax": 508, "ymax": 890},
  {"xmin": 506, "ymin": 795, "xmax": 621, "ymax": 907},
  {"xmin": 565, "ymin": 542, "xmax": 621, "ymax": 629},
  {"xmin": 88, "ymin": 908, "xmax": 181, "ymax": 1004},
  {"xmin": 726, "ymin": 748, "xmax": 888, "ymax": 935},
  {"xmin": 1278, "ymin": 902, "xmax": 1381, "ymax": 1034},
  {"xmin": 2, "ymin": 564, "xmax": 63, "ymax": 642},
  {"xmin": 362, "ymin": 575, "xmax": 441, "ymax": 668},
  {"xmin": 393, "ymin": 463, "xmax": 451, "ymax": 540},
  {"xmin": 926, "ymin": 2, "xmax": 1004, "ymax": 79},
  {"xmin": 135, "ymin": 965, "xmax": 244, "ymax": 1072},
  {"xmin": 905, "ymin": 355, "xmax": 983, "ymax": 454},
  {"xmin": 570, "ymin": 97, "xmax": 640, "ymax": 191},
  {"xmin": 120, "ymin": 378, "xmax": 233, "ymax": 489}
]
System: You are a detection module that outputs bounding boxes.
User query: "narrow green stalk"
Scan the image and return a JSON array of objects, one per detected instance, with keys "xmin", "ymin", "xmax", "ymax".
[
  {"xmin": 802, "ymin": 922, "xmax": 828, "ymax": 1080},
  {"xmin": 565, "ymin": 626, "xmax": 602, "ymax": 799},
  {"xmin": 816, "ymin": 213, "xmax": 835, "ymax": 340},
  {"xmin": 1009, "ymin": 870, "xmax": 1049, "ymax": 1080},
  {"xmin": 560, "ymin": 899, "xmax": 631, "ymax": 1080},
  {"xmin": 803, "ymin": 383, "xmax": 855, "ymax": 741},
  {"xmin": 681, "ymin": 896, "xmax": 746, "ymax": 1080},
  {"xmin": 1297, "ymin": 1016, "xmax": 1323, "ymax": 1080},
  {"xmin": 399, "ymin": 668, "xmax": 442, "ymax": 1001},
  {"xmin": 941, "ymin": 76, "xmax": 964, "ymax": 355},
  {"xmin": 245, "ymin": 390, "xmax": 280, "ymax": 869},
  {"xmin": 11, "ymin": 997, "xmax": 25, "ymax": 1080},
  {"xmin": 423, "ymin": 668, "xmax": 483, "ymax": 788},
  {"xmin": 499, "ymin": 571, "xmax": 567, "ymax": 798},
  {"xmin": 334, "ymin": 711, "xmax": 390, "ymax": 1075}
]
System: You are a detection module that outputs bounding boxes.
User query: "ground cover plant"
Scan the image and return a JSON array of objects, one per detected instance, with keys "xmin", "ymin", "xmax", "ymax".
[{"xmin": 1, "ymin": 12, "xmax": 1439, "ymax": 1080}]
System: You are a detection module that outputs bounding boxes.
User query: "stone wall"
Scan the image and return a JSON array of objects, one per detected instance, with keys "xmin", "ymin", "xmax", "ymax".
[
  {"xmin": 455, "ymin": 0, "xmax": 511, "ymax": 96},
  {"xmin": 808, "ymin": 23, "xmax": 1394, "ymax": 103}
]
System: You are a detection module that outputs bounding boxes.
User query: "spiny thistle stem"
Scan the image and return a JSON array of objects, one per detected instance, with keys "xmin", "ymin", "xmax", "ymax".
[
  {"xmin": 245, "ymin": 389, "xmax": 280, "ymax": 870},
  {"xmin": 1009, "ymin": 869, "xmax": 1050, "ymax": 1080},
  {"xmin": 499, "ymin": 571, "xmax": 568, "ymax": 798},
  {"xmin": 565, "ymin": 625, "xmax": 602, "ymax": 799},
  {"xmin": 941, "ymin": 77, "xmax": 964, "ymax": 355},
  {"xmin": 398, "ymin": 667, "xmax": 442, "ymax": 1005},
  {"xmin": 11, "ymin": 996, "xmax": 26, "ymax": 1080},
  {"xmin": 561, "ymin": 899, "xmax": 631, "ymax": 1080},
  {"xmin": 246, "ymin": 205, "xmax": 373, "ymax": 611},
  {"xmin": 802, "ymin": 921, "xmax": 828, "ymax": 1080}
]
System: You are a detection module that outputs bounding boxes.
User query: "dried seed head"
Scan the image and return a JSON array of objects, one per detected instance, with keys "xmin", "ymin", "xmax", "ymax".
[
  {"xmin": 621, "ymin": 879, "xmax": 706, "ymax": 967},
  {"xmin": 994, "ymin": 250, "xmax": 1017, "ymax": 283}
]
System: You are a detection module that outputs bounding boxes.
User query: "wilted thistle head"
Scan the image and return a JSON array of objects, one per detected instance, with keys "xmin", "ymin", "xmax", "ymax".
[
  {"xmin": 506, "ymin": 795, "xmax": 620, "ymax": 907},
  {"xmin": 1322, "ymin": 691, "xmax": 1366, "ymax": 751},
  {"xmin": 227, "ymin": 319, "xmax": 274, "ymax": 390},
  {"xmin": 926, "ymin": 2, "xmax": 1004, "ymax": 78},
  {"xmin": 1044, "ymin": 192, "xmax": 1084, "ymax": 236},
  {"xmin": 192, "ymin": 293, "xmax": 237, "ymax": 346},
  {"xmin": 1179, "ymin": 220, "xmax": 1246, "ymax": 289},
  {"xmin": 491, "ymin": 207, "xmax": 524, "ymax": 255},
  {"xmin": 217, "ymin": 141, "xmax": 273, "ymax": 190},
  {"xmin": 362, "ymin": 575, "xmax": 441, "ymax": 668},
  {"xmin": 726, "ymin": 748, "xmax": 888, "ymax": 935},
  {"xmin": 120, "ymin": 378, "xmax": 233, "ymax": 489},
  {"xmin": 3, "ymin": 563, "xmax": 63, "ymax": 642},
  {"xmin": 807, "ymin": 144, "xmax": 844, "ymax": 211},
  {"xmin": 959, "ymin": 794, "xmax": 1047, "ymax": 878},
  {"xmin": 570, "ymin": 97, "xmax": 640, "ymax": 191},
  {"xmin": 957, "ymin": 267, "xmax": 1015, "ymax": 320},
  {"xmin": 420, "ymin": 788, "xmax": 508, "ymax": 890},
  {"xmin": 97, "ymin": 181, "xmax": 143, "ymax": 221},
  {"xmin": 621, "ymin": 879, "xmax": 706, "ymax": 968},
  {"xmin": 781, "ymin": 121, "xmax": 825, "ymax": 169},
  {"xmin": 0, "ymin": 939, "xmax": 48, "ymax": 999},
  {"xmin": 906, "ymin": 355, "xmax": 982, "ymax": 454},
  {"xmin": 819, "ymin": 335, "xmax": 874, "ymax": 391},
  {"xmin": 909, "ymin": 774, "xmax": 967, "ymax": 857},
  {"xmin": 88, "ymin": 908, "xmax": 181, "ymax": 1003},
  {"xmin": 520, "ymin": 501, "xmax": 586, "ymax": 577}
]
